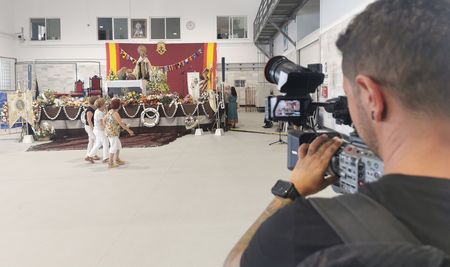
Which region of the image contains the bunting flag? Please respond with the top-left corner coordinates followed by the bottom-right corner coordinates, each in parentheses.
top-left (118, 48), bottom-right (204, 72)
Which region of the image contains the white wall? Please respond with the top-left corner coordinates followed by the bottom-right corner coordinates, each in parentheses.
top-left (297, 0), bottom-right (320, 40)
top-left (11, 0), bottom-right (261, 65)
top-left (0, 0), bottom-right (16, 58)
top-left (320, 0), bottom-right (375, 31)
top-left (273, 20), bottom-right (297, 62)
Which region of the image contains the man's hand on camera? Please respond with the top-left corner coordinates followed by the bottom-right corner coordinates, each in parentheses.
top-left (290, 134), bottom-right (343, 197)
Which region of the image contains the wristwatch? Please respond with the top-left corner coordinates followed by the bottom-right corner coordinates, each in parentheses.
top-left (271, 180), bottom-right (301, 200)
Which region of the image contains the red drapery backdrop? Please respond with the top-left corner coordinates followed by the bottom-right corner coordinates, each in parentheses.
top-left (106, 43), bottom-right (217, 96)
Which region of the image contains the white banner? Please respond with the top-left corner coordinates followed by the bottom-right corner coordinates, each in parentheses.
top-left (187, 72), bottom-right (200, 101)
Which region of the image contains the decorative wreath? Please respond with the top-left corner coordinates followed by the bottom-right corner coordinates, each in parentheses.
top-left (140, 107), bottom-right (160, 127)
top-left (184, 115), bottom-right (199, 130)
top-left (80, 109), bottom-right (86, 125)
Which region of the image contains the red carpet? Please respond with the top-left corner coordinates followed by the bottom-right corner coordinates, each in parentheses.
top-left (27, 132), bottom-right (183, 152)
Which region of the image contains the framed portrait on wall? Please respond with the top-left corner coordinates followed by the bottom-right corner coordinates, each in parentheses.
top-left (131, 19), bottom-right (147, 39)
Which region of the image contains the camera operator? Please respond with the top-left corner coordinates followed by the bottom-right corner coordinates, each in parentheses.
top-left (224, 0), bottom-right (450, 266)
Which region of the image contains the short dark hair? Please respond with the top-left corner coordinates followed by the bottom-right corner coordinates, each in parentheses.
top-left (110, 98), bottom-right (121, 110)
top-left (336, 0), bottom-right (450, 117)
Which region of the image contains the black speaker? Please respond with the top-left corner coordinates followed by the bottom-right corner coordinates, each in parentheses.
top-left (307, 63), bottom-right (323, 73)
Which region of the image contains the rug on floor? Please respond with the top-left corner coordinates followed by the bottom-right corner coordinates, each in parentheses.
top-left (27, 132), bottom-right (183, 152)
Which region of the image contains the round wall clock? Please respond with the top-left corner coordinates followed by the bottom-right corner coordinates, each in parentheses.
top-left (186, 21), bottom-right (196, 30)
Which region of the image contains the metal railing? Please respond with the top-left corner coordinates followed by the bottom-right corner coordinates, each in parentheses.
top-left (253, 0), bottom-right (279, 42)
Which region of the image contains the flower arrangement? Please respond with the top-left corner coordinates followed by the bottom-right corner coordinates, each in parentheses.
top-left (1, 104), bottom-right (8, 125)
top-left (32, 101), bottom-right (41, 122)
top-left (36, 90), bottom-right (56, 106)
top-left (182, 94), bottom-right (194, 104)
top-left (34, 121), bottom-right (55, 140)
top-left (60, 96), bottom-right (85, 107)
top-left (120, 89), bottom-right (141, 106)
top-left (160, 94), bottom-right (177, 106)
top-left (147, 69), bottom-right (170, 94)
top-left (107, 70), bottom-right (119, 80)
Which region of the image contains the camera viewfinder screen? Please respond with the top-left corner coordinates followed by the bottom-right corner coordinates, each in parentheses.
top-left (274, 100), bottom-right (301, 118)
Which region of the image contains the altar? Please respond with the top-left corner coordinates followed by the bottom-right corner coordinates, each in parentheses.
top-left (37, 102), bottom-right (218, 138)
top-left (104, 80), bottom-right (147, 97)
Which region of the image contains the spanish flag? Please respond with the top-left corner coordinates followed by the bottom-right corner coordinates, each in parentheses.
top-left (203, 42), bottom-right (217, 91)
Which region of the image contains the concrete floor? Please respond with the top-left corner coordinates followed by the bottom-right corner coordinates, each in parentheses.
top-left (0, 111), bottom-right (335, 267)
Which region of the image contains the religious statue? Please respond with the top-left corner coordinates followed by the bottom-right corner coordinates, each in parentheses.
top-left (133, 45), bottom-right (152, 80)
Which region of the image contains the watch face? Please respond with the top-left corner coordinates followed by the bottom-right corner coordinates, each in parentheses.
top-left (271, 180), bottom-right (292, 197)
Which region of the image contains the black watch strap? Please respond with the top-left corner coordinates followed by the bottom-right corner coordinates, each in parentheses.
top-left (271, 180), bottom-right (301, 200)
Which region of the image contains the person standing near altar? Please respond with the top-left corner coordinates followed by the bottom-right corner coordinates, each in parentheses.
top-left (227, 87), bottom-right (238, 128)
top-left (224, 85), bottom-right (231, 129)
top-left (84, 96), bottom-right (99, 163)
top-left (133, 45), bottom-right (152, 81)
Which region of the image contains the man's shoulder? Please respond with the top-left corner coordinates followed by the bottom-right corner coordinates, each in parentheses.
top-left (241, 198), bottom-right (342, 267)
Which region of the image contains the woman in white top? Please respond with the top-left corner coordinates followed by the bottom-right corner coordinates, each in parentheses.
top-left (84, 96), bottom-right (97, 162)
top-left (87, 98), bottom-right (109, 163)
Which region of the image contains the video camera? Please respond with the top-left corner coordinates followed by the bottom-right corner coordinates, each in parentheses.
top-left (264, 56), bottom-right (383, 194)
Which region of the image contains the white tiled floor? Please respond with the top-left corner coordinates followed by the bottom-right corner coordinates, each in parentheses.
top-left (0, 112), bottom-right (335, 267)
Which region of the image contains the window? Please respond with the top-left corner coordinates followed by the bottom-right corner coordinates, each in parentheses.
top-left (151, 18), bottom-right (165, 39)
top-left (217, 16), bottom-right (247, 39)
top-left (217, 17), bottom-right (229, 39)
top-left (0, 57), bottom-right (15, 91)
top-left (234, 80), bottom-right (246, 87)
top-left (30, 18), bottom-right (61, 41)
top-left (166, 18), bottom-right (180, 39)
top-left (150, 17), bottom-right (181, 39)
top-left (98, 18), bottom-right (129, 40)
top-left (98, 18), bottom-right (113, 40)
top-left (114, 18), bottom-right (128, 39)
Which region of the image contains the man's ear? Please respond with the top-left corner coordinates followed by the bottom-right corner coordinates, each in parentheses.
top-left (354, 75), bottom-right (386, 121)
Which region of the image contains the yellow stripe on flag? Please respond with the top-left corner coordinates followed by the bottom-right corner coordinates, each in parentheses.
top-left (109, 43), bottom-right (118, 73)
top-left (206, 43), bottom-right (215, 90)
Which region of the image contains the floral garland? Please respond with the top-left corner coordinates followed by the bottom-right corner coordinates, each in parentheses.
top-left (157, 103), bottom-right (178, 119)
top-left (122, 103), bottom-right (144, 118)
top-left (41, 106), bottom-right (62, 120)
top-left (31, 90), bottom-right (214, 122)
top-left (62, 106), bottom-right (83, 121)
top-left (179, 103), bottom-right (199, 117)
